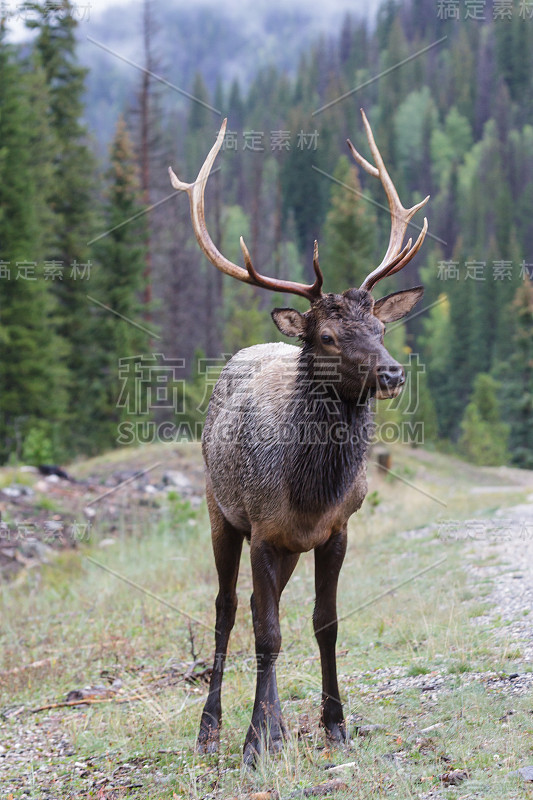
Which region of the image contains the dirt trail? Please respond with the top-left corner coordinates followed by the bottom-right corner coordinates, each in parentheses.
top-left (466, 497), bottom-right (533, 664)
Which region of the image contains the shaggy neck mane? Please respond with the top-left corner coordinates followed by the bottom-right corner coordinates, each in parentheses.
top-left (287, 347), bottom-right (373, 513)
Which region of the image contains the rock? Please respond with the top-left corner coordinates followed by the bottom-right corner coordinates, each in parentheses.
top-left (440, 769), bottom-right (469, 786)
top-left (13, 483), bottom-right (34, 496)
top-left (1, 487), bottom-right (21, 498)
top-left (19, 540), bottom-right (52, 562)
top-left (510, 766), bottom-right (533, 782)
top-left (162, 471), bottom-right (191, 490)
top-left (1, 483), bottom-right (34, 498)
top-left (302, 779), bottom-right (348, 796)
top-left (38, 465), bottom-right (73, 481)
top-left (112, 470), bottom-right (143, 484)
top-left (354, 723), bottom-right (385, 737)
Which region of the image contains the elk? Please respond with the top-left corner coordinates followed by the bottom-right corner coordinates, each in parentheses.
top-left (169, 109), bottom-right (429, 765)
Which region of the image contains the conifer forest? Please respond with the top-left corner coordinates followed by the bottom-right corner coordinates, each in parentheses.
top-left (1, 0), bottom-right (532, 468)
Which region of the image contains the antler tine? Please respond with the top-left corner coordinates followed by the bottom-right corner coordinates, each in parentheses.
top-left (170, 120), bottom-right (324, 303)
top-left (169, 119), bottom-right (253, 284)
top-left (347, 109), bottom-right (429, 292)
top-left (240, 237), bottom-right (323, 303)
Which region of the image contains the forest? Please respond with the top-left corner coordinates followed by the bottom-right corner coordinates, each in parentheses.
top-left (0, 0), bottom-right (532, 468)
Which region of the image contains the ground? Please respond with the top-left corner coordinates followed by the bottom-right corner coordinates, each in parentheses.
top-left (0, 443), bottom-right (532, 799)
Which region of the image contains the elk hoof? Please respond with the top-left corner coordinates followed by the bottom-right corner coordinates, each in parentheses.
top-left (243, 728), bottom-right (285, 767)
top-left (196, 728), bottom-right (220, 754)
top-left (325, 721), bottom-right (347, 745)
top-left (243, 740), bottom-right (260, 767)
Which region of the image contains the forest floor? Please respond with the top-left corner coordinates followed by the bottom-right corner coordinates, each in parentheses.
top-left (0, 442), bottom-right (532, 799)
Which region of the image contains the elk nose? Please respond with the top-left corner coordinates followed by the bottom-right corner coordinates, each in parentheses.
top-left (377, 365), bottom-right (405, 391)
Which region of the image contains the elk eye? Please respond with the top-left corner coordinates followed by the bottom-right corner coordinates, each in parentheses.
top-left (321, 333), bottom-right (334, 345)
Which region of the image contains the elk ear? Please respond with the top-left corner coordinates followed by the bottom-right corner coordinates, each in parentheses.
top-left (373, 286), bottom-right (424, 323)
top-left (271, 308), bottom-right (306, 338)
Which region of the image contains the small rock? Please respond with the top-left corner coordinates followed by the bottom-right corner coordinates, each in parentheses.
top-left (162, 471), bottom-right (191, 490)
top-left (1, 487), bottom-right (20, 498)
top-left (354, 723), bottom-right (385, 737)
top-left (12, 483), bottom-right (34, 496)
top-left (440, 768), bottom-right (469, 786)
top-left (510, 766), bottom-right (533, 782)
top-left (19, 540), bottom-right (52, 561)
top-left (303, 778), bottom-right (347, 796)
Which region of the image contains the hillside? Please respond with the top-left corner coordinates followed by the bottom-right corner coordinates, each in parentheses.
top-left (1, 443), bottom-right (532, 797)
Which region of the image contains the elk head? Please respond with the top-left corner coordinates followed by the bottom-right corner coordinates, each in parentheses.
top-left (169, 110), bottom-right (429, 402)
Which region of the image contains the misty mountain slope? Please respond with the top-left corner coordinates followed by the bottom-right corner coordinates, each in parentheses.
top-left (78, 1), bottom-right (370, 148)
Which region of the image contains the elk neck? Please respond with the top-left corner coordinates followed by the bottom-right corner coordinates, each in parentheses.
top-left (284, 344), bottom-right (373, 514)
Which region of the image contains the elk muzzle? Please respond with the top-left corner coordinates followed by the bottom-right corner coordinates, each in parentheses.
top-left (376, 363), bottom-right (405, 399)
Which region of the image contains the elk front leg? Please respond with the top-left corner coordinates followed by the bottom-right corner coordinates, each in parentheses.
top-left (243, 539), bottom-right (299, 766)
top-left (197, 488), bottom-right (244, 754)
top-left (313, 526), bottom-right (348, 743)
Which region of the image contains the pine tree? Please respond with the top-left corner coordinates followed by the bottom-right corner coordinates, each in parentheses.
top-left (321, 155), bottom-right (376, 292)
top-left (90, 117), bottom-right (149, 452)
top-left (459, 373), bottom-right (509, 466)
top-left (25, 0), bottom-right (101, 454)
top-left (0, 28), bottom-right (68, 461)
top-left (498, 280), bottom-right (533, 468)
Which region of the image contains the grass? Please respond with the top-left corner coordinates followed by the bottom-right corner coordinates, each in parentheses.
top-left (0, 443), bottom-right (532, 798)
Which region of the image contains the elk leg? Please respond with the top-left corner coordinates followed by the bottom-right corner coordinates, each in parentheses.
top-left (243, 540), bottom-right (299, 766)
top-left (313, 526), bottom-right (348, 743)
top-left (197, 487), bottom-right (244, 754)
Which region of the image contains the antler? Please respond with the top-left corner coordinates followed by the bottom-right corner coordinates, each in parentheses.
top-left (169, 118), bottom-right (323, 304)
top-left (347, 109), bottom-right (429, 293)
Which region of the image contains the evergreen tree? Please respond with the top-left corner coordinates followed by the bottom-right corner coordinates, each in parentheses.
top-left (25, 0), bottom-right (101, 454)
top-left (459, 373), bottom-right (509, 466)
top-left (186, 73), bottom-right (215, 174)
top-left (321, 155), bottom-right (376, 292)
top-left (281, 105), bottom-right (330, 266)
top-left (498, 280), bottom-right (533, 468)
top-left (0, 28), bottom-right (68, 461)
top-left (90, 117), bottom-right (149, 452)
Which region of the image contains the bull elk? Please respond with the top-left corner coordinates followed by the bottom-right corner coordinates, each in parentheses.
top-left (169, 109), bottom-right (429, 764)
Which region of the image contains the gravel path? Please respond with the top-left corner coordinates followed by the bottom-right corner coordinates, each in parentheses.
top-left (464, 497), bottom-right (533, 665)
